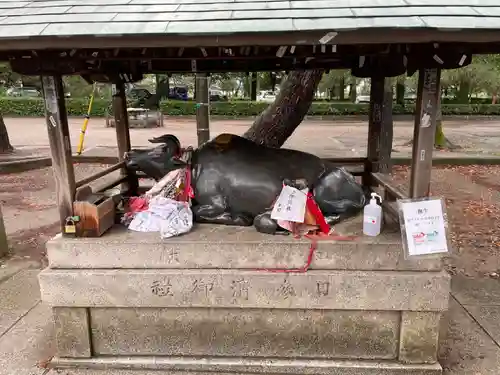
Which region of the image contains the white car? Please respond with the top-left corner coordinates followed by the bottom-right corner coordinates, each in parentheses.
top-left (258, 91), bottom-right (277, 102)
top-left (355, 95), bottom-right (370, 104)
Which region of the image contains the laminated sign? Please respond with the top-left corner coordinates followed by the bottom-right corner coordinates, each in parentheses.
top-left (271, 185), bottom-right (308, 223)
top-left (398, 197), bottom-right (449, 257)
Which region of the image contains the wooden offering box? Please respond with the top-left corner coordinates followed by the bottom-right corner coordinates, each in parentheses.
top-left (73, 186), bottom-right (117, 238)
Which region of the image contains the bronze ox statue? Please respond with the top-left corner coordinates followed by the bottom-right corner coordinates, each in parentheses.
top-left (125, 133), bottom-right (367, 234)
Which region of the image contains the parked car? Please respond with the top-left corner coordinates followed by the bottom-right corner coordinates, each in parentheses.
top-left (169, 86), bottom-right (189, 101)
top-left (355, 95), bottom-right (370, 104)
top-left (258, 91), bottom-right (277, 102)
top-left (6, 86), bottom-right (71, 98)
top-left (209, 88), bottom-right (227, 102)
top-left (6, 86), bottom-right (41, 97)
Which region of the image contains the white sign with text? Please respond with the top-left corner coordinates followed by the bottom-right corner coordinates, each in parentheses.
top-left (271, 185), bottom-right (307, 223)
top-left (399, 198), bottom-right (449, 257)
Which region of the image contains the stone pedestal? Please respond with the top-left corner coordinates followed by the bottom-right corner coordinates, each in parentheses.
top-left (39, 215), bottom-right (449, 374)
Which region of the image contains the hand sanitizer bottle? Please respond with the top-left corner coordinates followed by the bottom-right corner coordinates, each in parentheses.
top-left (363, 193), bottom-right (382, 236)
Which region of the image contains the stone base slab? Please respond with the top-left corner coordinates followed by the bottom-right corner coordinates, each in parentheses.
top-left (39, 269), bottom-right (450, 311)
top-left (50, 356), bottom-right (442, 374)
top-left (46, 221), bottom-right (442, 271)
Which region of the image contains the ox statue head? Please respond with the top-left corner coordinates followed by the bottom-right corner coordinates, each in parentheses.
top-left (125, 134), bottom-right (185, 181)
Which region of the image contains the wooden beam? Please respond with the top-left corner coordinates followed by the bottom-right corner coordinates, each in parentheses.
top-left (409, 68), bottom-right (441, 198)
top-left (371, 172), bottom-right (407, 200)
top-left (364, 75), bottom-right (384, 186)
top-left (112, 81), bottom-right (138, 194)
top-left (41, 75), bottom-right (76, 232)
top-left (195, 73), bottom-right (210, 146)
top-left (75, 161), bottom-right (125, 188)
top-left (1, 29), bottom-right (500, 52)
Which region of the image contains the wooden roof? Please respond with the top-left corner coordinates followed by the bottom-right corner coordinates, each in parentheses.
top-left (1, 0), bottom-right (500, 50)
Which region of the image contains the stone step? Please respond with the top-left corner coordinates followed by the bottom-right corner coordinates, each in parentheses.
top-left (46, 222), bottom-right (442, 271)
top-left (50, 356), bottom-right (442, 375)
top-left (39, 269), bottom-right (450, 311)
top-left (0, 270), bottom-right (41, 337)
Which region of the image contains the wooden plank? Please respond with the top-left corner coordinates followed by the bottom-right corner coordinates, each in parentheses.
top-left (75, 161), bottom-right (125, 188)
top-left (409, 68), bottom-right (441, 198)
top-left (42, 75), bottom-right (76, 232)
top-left (195, 73), bottom-right (210, 146)
top-left (371, 172), bottom-right (407, 200)
top-left (112, 81), bottom-right (138, 194)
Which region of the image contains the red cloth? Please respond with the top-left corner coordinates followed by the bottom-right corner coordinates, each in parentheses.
top-left (128, 197), bottom-right (148, 213)
top-left (305, 192), bottom-right (330, 234)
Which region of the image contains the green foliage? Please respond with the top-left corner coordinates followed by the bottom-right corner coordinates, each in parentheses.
top-left (2, 97), bottom-right (500, 117)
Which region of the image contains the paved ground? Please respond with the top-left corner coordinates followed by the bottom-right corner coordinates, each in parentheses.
top-left (1, 117), bottom-right (500, 374)
top-left (2, 116), bottom-right (500, 160)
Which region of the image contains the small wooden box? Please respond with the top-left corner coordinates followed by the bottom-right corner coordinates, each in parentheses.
top-left (73, 186), bottom-right (117, 237)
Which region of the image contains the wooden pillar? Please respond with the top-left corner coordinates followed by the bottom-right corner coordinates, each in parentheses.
top-left (365, 76), bottom-right (394, 187)
top-left (379, 79), bottom-right (394, 174)
top-left (112, 81), bottom-right (137, 194)
top-left (409, 68), bottom-right (441, 198)
top-left (364, 76), bottom-right (383, 186)
top-left (250, 72), bottom-right (258, 101)
top-left (42, 75), bottom-right (76, 233)
top-left (0, 205), bottom-right (8, 257)
top-left (195, 73), bottom-right (210, 146)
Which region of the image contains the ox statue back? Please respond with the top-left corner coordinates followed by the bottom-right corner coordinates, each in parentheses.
top-left (126, 133), bottom-right (366, 234)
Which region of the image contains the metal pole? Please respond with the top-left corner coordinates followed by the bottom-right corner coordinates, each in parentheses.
top-left (195, 73), bottom-right (210, 146)
top-left (409, 68), bottom-right (441, 198)
top-left (76, 83), bottom-right (96, 155)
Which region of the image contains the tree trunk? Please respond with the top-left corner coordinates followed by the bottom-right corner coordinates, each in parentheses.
top-left (339, 77), bottom-right (345, 101)
top-left (396, 81), bottom-right (405, 105)
top-left (270, 72), bottom-right (277, 92)
top-left (243, 70), bottom-right (324, 148)
top-left (349, 77), bottom-right (357, 102)
top-left (457, 81), bottom-right (470, 104)
top-left (433, 94), bottom-right (459, 150)
top-left (0, 114), bottom-right (13, 154)
top-left (250, 73), bottom-right (258, 101)
top-left (145, 76), bottom-right (170, 109)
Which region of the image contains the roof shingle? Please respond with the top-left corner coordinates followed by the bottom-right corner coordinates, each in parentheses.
top-left (0, 0), bottom-right (499, 40)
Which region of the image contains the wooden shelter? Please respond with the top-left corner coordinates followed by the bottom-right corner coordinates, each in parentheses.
top-left (2, 0), bottom-right (499, 373)
top-left (0, 0), bottom-right (499, 227)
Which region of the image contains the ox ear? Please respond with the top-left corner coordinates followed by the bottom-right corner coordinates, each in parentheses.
top-left (148, 134), bottom-right (182, 157)
top-left (148, 134), bottom-right (181, 146)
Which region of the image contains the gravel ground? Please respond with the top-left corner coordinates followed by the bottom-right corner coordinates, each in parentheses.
top-left (391, 165), bottom-right (500, 278)
top-left (0, 163), bottom-right (111, 265)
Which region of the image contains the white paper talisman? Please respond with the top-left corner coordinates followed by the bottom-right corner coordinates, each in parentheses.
top-left (399, 198), bottom-right (449, 257)
top-left (270, 185), bottom-right (307, 223)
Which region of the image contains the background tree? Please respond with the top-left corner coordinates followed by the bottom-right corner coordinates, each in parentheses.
top-left (0, 115), bottom-right (12, 154)
top-left (243, 70), bottom-right (324, 147)
top-left (318, 70), bottom-right (350, 100)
